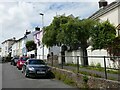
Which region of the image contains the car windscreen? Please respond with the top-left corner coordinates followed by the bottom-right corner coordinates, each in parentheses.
top-left (29, 60), bottom-right (45, 65)
top-left (14, 58), bottom-right (19, 59)
top-left (21, 57), bottom-right (29, 61)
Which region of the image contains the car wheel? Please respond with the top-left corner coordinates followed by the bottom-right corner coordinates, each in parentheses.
top-left (18, 68), bottom-right (21, 70)
top-left (17, 66), bottom-right (21, 70)
top-left (13, 62), bottom-right (15, 66)
top-left (24, 70), bottom-right (28, 77)
top-left (21, 68), bottom-right (24, 73)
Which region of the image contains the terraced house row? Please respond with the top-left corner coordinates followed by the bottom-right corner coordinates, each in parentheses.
top-left (1, 0), bottom-right (120, 69)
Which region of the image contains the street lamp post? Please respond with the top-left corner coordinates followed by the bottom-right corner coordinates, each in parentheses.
top-left (40, 13), bottom-right (44, 60)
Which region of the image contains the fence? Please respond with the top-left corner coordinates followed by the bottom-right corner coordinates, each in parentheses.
top-left (46, 55), bottom-right (120, 82)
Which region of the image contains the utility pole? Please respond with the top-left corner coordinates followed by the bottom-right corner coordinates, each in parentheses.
top-left (40, 13), bottom-right (44, 60)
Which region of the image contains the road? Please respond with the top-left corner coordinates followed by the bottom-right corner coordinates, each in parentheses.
top-left (2, 62), bottom-right (76, 88)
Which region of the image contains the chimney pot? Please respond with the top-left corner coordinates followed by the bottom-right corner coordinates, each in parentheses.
top-left (99, 0), bottom-right (108, 8)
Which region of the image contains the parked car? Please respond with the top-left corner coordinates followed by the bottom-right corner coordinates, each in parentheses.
top-left (11, 56), bottom-right (19, 66)
top-left (22, 59), bottom-right (51, 78)
top-left (16, 56), bottom-right (29, 70)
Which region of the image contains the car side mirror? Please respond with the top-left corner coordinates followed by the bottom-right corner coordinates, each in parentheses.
top-left (24, 62), bottom-right (27, 66)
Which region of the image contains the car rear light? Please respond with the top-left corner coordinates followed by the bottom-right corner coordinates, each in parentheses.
top-left (20, 62), bottom-right (23, 65)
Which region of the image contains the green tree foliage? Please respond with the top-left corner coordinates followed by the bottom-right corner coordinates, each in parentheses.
top-left (42, 15), bottom-right (96, 66)
top-left (91, 20), bottom-right (116, 50)
top-left (26, 40), bottom-right (36, 51)
top-left (42, 16), bottom-right (71, 47)
top-left (107, 36), bottom-right (120, 56)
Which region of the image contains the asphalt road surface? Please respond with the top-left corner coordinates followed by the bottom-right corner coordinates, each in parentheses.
top-left (2, 62), bottom-right (76, 88)
top-left (0, 63), bottom-right (2, 90)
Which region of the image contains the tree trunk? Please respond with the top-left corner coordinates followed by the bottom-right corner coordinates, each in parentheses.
top-left (82, 48), bottom-right (88, 66)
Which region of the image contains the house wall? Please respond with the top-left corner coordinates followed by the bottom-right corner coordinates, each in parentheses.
top-left (99, 7), bottom-right (118, 26)
top-left (87, 47), bottom-right (119, 69)
top-left (37, 45), bottom-right (49, 60)
top-left (87, 47), bottom-right (106, 67)
top-left (11, 43), bottom-right (17, 57)
top-left (19, 40), bottom-right (22, 56)
top-left (16, 41), bottom-right (19, 56)
top-left (21, 39), bottom-right (25, 56)
top-left (21, 32), bottom-right (35, 56)
top-left (2, 40), bottom-right (15, 57)
top-left (99, 7), bottom-right (119, 35)
top-left (58, 50), bottom-right (83, 65)
top-left (49, 46), bottom-right (60, 55)
top-left (34, 30), bottom-right (48, 60)
top-left (1, 42), bottom-right (6, 57)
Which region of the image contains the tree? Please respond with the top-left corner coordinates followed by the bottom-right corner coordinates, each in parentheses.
top-left (42, 15), bottom-right (97, 66)
top-left (26, 40), bottom-right (36, 52)
top-left (42, 15), bottom-right (71, 47)
top-left (57, 18), bottom-right (97, 66)
top-left (107, 36), bottom-right (120, 56)
top-left (91, 20), bottom-right (116, 51)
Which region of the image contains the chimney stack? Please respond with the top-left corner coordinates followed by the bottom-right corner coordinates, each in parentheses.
top-left (25, 30), bottom-right (31, 35)
top-left (35, 26), bottom-right (40, 31)
top-left (99, 0), bottom-right (108, 8)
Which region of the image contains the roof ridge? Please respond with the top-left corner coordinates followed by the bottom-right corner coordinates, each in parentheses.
top-left (89, 1), bottom-right (120, 20)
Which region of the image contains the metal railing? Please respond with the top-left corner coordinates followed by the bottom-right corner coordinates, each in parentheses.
top-left (47, 55), bottom-right (120, 81)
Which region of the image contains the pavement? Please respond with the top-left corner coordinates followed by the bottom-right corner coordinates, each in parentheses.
top-left (2, 62), bottom-right (78, 88)
top-left (52, 64), bottom-right (119, 81)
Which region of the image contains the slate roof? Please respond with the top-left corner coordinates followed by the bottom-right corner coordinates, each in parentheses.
top-left (2, 39), bottom-right (16, 44)
top-left (89, 1), bottom-right (120, 20)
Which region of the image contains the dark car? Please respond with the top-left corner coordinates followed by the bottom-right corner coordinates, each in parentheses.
top-left (11, 56), bottom-right (19, 66)
top-left (22, 59), bottom-right (50, 78)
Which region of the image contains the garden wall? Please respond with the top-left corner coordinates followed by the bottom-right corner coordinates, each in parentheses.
top-left (51, 67), bottom-right (120, 89)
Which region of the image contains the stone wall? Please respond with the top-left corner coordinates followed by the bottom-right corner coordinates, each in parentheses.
top-left (51, 67), bottom-right (120, 89)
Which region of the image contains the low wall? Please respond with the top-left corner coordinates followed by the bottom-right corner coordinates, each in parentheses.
top-left (51, 67), bottom-right (120, 89)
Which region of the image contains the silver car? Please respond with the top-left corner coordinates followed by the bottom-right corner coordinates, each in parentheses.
top-left (22, 59), bottom-right (51, 78)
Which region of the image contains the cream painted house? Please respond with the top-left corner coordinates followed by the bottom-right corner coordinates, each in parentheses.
top-left (11, 37), bottom-right (23, 57)
top-left (87, 0), bottom-right (120, 68)
top-left (11, 41), bottom-right (17, 57)
top-left (11, 30), bottom-right (37, 57)
top-left (1, 39), bottom-right (16, 57)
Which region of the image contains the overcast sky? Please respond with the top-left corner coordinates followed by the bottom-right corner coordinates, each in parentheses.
top-left (0, 0), bottom-right (114, 47)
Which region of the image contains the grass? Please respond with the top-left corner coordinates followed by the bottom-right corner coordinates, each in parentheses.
top-left (65, 63), bottom-right (119, 74)
top-left (65, 63), bottom-right (77, 67)
top-left (72, 69), bottom-right (102, 78)
top-left (53, 71), bottom-right (77, 87)
top-left (107, 69), bottom-right (119, 74)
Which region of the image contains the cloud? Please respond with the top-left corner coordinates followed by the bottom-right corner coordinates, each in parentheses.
top-left (0, 0), bottom-right (115, 3)
top-left (0, 1), bottom-right (99, 46)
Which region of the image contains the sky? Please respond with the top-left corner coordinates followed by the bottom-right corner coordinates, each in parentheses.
top-left (0, 0), bottom-right (115, 47)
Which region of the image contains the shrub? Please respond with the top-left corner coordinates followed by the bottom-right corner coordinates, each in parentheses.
top-left (83, 75), bottom-right (88, 83)
top-left (26, 40), bottom-right (36, 51)
top-left (83, 75), bottom-right (89, 88)
top-left (96, 63), bottom-right (101, 68)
